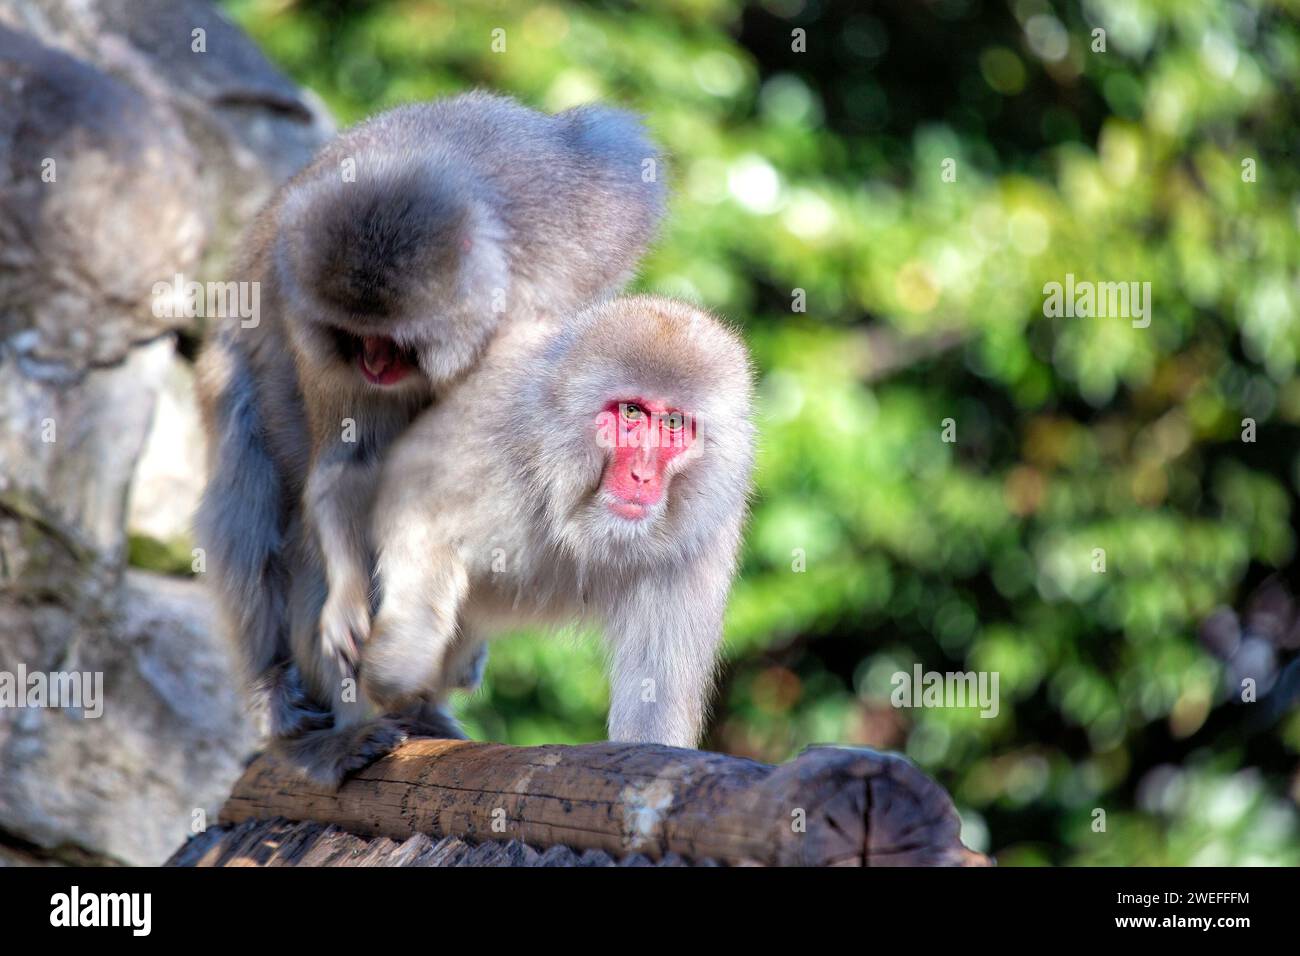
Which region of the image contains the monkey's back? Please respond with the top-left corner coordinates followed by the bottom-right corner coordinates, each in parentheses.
top-left (300, 91), bottom-right (665, 317)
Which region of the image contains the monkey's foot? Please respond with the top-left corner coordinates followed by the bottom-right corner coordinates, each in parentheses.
top-left (399, 700), bottom-right (469, 741)
top-left (319, 588), bottom-right (371, 674)
top-left (271, 717), bottom-right (409, 788)
top-left (263, 663), bottom-right (334, 739)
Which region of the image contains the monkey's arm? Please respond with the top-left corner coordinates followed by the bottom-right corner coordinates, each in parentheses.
top-left (304, 442), bottom-right (381, 673)
top-left (603, 539), bottom-right (738, 749)
top-left (364, 496), bottom-right (470, 710)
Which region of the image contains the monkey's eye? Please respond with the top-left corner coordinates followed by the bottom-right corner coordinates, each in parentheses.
top-left (621, 403), bottom-right (645, 423)
top-left (663, 412), bottom-right (684, 431)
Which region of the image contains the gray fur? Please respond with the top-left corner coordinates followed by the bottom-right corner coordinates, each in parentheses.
top-left (193, 340), bottom-right (288, 684)
top-left (195, 93), bottom-right (665, 785)
top-left (366, 296), bottom-right (756, 749)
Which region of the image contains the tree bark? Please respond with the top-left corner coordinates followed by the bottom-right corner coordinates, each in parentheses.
top-left (219, 738), bottom-right (989, 866)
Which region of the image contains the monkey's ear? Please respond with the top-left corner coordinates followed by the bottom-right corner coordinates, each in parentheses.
top-left (446, 197), bottom-right (510, 305)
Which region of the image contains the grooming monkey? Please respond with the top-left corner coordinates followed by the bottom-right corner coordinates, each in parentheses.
top-left (195, 93), bottom-right (665, 781)
top-left (365, 295), bottom-right (756, 747)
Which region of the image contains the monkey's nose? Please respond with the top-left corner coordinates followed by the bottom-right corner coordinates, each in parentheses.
top-left (630, 456), bottom-right (657, 483)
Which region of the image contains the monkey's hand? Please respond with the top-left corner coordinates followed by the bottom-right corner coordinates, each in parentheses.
top-left (365, 542), bottom-right (468, 711)
top-left (319, 581), bottom-right (371, 674)
top-left (360, 609), bottom-right (441, 713)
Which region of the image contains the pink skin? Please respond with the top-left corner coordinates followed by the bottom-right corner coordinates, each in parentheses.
top-left (599, 399), bottom-right (694, 520)
top-left (361, 235), bottom-right (474, 386)
top-left (359, 335), bottom-right (414, 385)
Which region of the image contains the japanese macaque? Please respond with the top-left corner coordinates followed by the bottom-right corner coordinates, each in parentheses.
top-left (195, 93), bottom-right (665, 782)
top-left (364, 295), bottom-right (756, 748)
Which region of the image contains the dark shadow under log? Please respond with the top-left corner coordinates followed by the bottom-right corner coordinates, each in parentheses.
top-left (211, 738), bottom-right (989, 866)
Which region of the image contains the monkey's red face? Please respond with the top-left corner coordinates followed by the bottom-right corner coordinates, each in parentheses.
top-left (595, 399), bottom-right (696, 521)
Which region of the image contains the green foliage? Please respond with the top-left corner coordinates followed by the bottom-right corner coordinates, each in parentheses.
top-left (223, 0), bottom-right (1300, 864)
top-left (128, 533), bottom-right (198, 577)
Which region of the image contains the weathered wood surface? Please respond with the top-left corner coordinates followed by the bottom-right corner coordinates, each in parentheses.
top-left (218, 739), bottom-right (989, 866)
top-left (168, 818), bottom-right (709, 867)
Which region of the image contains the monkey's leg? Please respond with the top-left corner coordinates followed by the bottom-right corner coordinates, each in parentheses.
top-left (365, 542), bottom-right (469, 711)
top-left (304, 451), bottom-right (381, 673)
top-left (379, 630), bottom-right (486, 744)
top-left (194, 336), bottom-right (289, 685)
top-left (604, 568), bottom-right (727, 749)
top-left (262, 547), bottom-right (408, 787)
top-left (450, 640), bottom-right (489, 692)
top-left (262, 661), bottom-right (333, 738)
top-left (399, 698), bottom-right (468, 739)
top-left (391, 631), bottom-right (487, 737)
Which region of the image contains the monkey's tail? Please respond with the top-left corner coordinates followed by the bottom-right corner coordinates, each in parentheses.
top-left (194, 336), bottom-right (290, 688)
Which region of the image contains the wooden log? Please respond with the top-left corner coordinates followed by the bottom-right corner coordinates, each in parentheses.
top-left (220, 739), bottom-right (989, 866)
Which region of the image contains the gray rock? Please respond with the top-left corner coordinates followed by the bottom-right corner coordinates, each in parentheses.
top-left (126, 350), bottom-right (205, 567)
top-left (0, 22), bottom-right (204, 365)
top-left (0, 0), bottom-right (331, 865)
top-left (0, 571), bottom-right (259, 865)
top-left (0, 336), bottom-right (173, 602)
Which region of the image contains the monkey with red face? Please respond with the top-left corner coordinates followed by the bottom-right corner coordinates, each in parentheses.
top-left (365, 295), bottom-right (755, 747)
top-left (195, 93), bottom-right (665, 783)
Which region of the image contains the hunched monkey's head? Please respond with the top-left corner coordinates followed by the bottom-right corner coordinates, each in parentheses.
top-left (275, 148), bottom-right (510, 395)
top-left (271, 92), bottom-right (667, 397)
top-left (518, 294), bottom-right (756, 569)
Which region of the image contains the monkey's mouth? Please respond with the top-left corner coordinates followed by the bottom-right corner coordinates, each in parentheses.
top-left (608, 500), bottom-right (648, 521)
top-left (335, 331), bottom-right (418, 385)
